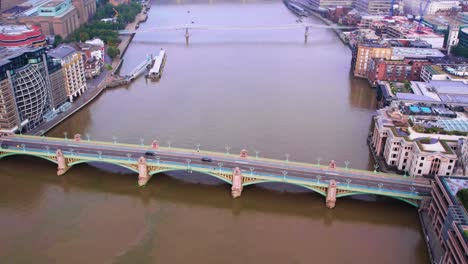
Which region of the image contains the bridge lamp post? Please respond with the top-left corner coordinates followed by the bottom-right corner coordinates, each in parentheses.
top-left (249, 167), bottom-right (254, 176)
top-left (344, 160), bottom-right (350, 170)
top-left (403, 170), bottom-right (408, 178)
top-left (64, 132), bottom-right (68, 140)
top-left (282, 171), bottom-right (288, 181)
top-left (196, 144), bottom-right (201, 152)
top-left (156, 156), bottom-right (160, 165)
top-left (186, 159), bottom-right (191, 171)
top-left (317, 157), bottom-right (322, 167)
top-left (285, 154), bottom-right (290, 163)
top-left (255, 150), bottom-right (260, 159)
top-left (373, 164), bottom-right (379, 174)
top-left (316, 175), bottom-right (322, 183)
top-left (167, 140), bottom-right (172, 149)
top-left (346, 179), bottom-right (351, 189)
top-left (378, 183), bottom-right (383, 192)
top-left (98, 151), bottom-right (102, 159)
top-left (126, 153), bottom-right (132, 161)
top-left (86, 133), bottom-right (90, 142)
top-left (410, 186), bottom-right (416, 194)
top-left (112, 136), bottom-right (117, 144)
top-left (225, 145), bottom-right (231, 155)
top-left (218, 163), bottom-right (223, 172)
top-left (45, 146), bottom-right (50, 154)
top-left (21, 144), bottom-right (25, 152)
top-left (69, 148), bottom-right (74, 156)
top-left (139, 138), bottom-right (144, 147)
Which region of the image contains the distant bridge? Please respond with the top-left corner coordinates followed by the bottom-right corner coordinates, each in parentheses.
top-left (0, 134), bottom-right (430, 208)
top-left (118, 23), bottom-right (358, 44)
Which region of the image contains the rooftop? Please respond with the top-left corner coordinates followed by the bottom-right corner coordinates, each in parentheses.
top-left (392, 47), bottom-right (445, 59)
top-left (0, 24), bottom-right (38, 36)
top-left (47, 44), bottom-right (77, 59)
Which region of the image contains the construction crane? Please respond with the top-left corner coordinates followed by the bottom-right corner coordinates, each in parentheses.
top-left (113, 7), bottom-right (119, 20)
top-left (418, 0), bottom-right (431, 22)
top-left (389, 0), bottom-right (395, 16)
top-left (416, 0), bottom-right (431, 32)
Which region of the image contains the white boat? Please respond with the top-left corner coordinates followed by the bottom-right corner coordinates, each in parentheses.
top-left (147, 49), bottom-right (166, 80)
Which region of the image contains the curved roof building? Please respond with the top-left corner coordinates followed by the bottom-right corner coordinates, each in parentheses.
top-left (0, 25), bottom-right (46, 47)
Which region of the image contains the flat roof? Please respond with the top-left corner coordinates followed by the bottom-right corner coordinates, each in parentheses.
top-left (47, 44), bottom-right (76, 59)
top-left (42, 0), bottom-right (63, 7)
top-left (392, 47), bottom-right (445, 58)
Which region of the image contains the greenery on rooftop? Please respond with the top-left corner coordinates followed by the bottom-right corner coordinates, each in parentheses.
top-left (457, 189), bottom-right (468, 212)
top-left (389, 81), bottom-right (412, 94)
top-left (412, 125), bottom-right (468, 136)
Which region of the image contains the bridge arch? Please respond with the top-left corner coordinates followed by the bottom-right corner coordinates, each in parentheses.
top-left (149, 169), bottom-right (232, 184)
top-left (243, 180), bottom-right (327, 196)
top-left (336, 192), bottom-right (419, 208)
top-left (67, 160), bottom-right (139, 174)
top-left (0, 152), bottom-right (58, 164)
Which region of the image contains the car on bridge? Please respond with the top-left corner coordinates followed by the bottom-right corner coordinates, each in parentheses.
top-left (145, 151), bottom-right (157, 156)
top-left (201, 157), bottom-right (212, 162)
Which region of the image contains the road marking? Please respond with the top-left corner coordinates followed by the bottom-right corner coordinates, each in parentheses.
top-left (235, 161), bottom-right (249, 164)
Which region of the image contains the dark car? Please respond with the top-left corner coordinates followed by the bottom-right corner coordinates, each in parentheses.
top-left (145, 151), bottom-right (157, 156)
top-left (201, 157), bottom-right (212, 162)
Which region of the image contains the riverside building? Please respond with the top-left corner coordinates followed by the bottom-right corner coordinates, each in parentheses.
top-left (370, 103), bottom-right (464, 177)
top-left (15, 0), bottom-right (95, 38)
top-left (420, 176), bottom-right (468, 264)
top-left (48, 44), bottom-right (86, 102)
top-left (0, 47), bottom-right (63, 132)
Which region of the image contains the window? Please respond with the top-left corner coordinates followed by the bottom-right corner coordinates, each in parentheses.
top-left (448, 165), bottom-right (452, 170)
top-left (419, 163), bottom-right (423, 167)
top-left (403, 159), bottom-right (407, 163)
top-left (393, 147), bottom-right (398, 151)
top-left (418, 170), bottom-right (422, 174)
top-left (392, 154), bottom-right (397, 158)
top-left (446, 172), bottom-right (450, 176)
top-left (421, 157), bottom-right (425, 160)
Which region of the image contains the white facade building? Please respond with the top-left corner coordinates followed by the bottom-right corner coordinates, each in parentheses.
top-left (48, 45), bottom-right (87, 102)
top-left (371, 106), bottom-right (461, 177)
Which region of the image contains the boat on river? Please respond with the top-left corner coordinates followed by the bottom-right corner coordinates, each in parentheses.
top-left (147, 49), bottom-right (166, 81)
top-left (283, 0), bottom-right (307, 17)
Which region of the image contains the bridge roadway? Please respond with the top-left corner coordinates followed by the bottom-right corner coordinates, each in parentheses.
top-left (0, 135), bottom-right (431, 197)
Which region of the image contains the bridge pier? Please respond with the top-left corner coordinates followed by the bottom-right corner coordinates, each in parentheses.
top-left (326, 180), bottom-right (337, 209)
top-left (231, 167), bottom-right (243, 198)
top-left (56, 149), bottom-right (69, 176)
top-left (138, 157), bottom-right (150, 186)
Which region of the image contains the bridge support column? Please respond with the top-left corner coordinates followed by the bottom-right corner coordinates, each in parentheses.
top-left (326, 180), bottom-right (337, 209)
top-left (231, 167), bottom-right (243, 198)
top-left (138, 157), bottom-right (150, 186)
top-left (56, 149), bottom-right (69, 176)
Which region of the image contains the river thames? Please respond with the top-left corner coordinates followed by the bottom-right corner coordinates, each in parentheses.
top-left (0, 0), bottom-right (429, 263)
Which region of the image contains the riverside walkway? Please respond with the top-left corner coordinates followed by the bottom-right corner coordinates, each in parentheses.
top-left (0, 134), bottom-right (431, 208)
